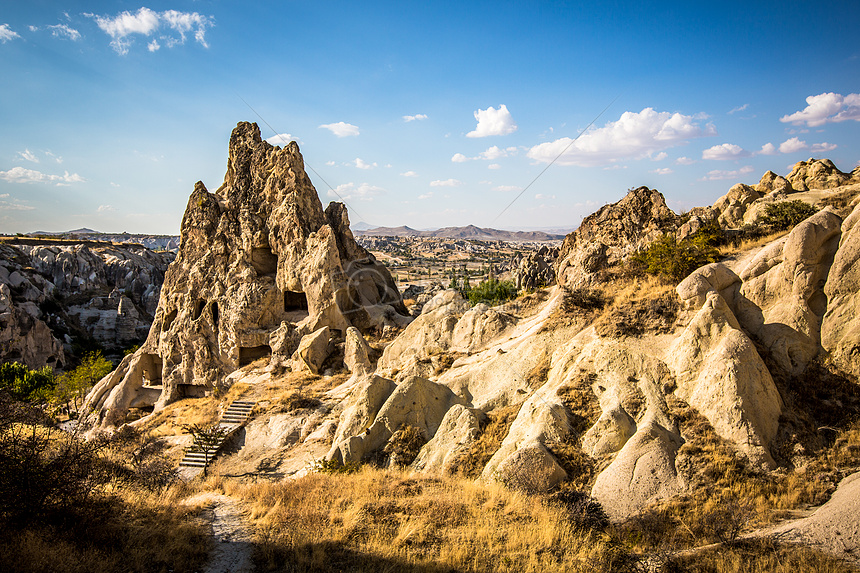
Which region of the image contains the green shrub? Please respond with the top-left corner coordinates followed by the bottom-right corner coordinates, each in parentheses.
top-left (468, 277), bottom-right (517, 306)
top-left (630, 233), bottom-right (720, 283)
top-left (0, 363), bottom-right (55, 404)
top-left (755, 200), bottom-right (819, 231)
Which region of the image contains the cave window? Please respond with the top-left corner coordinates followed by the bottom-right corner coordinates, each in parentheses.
top-left (192, 299), bottom-right (206, 321)
top-left (211, 301), bottom-right (219, 327)
top-left (141, 354), bottom-right (163, 385)
top-left (284, 290), bottom-right (309, 312)
top-left (239, 345), bottom-right (272, 366)
top-left (162, 309), bottom-right (178, 331)
top-left (251, 247), bottom-right (278, 277)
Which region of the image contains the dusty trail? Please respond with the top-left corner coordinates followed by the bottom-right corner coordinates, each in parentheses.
top-left (188, 492), bottom-right (257, 573)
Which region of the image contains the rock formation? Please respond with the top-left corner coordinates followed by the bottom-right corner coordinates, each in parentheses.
top-left (787, 158), bottom-right (854, 191)
top-left (83, 122), bottom-right (410, 428)
top-left (0, 241), bottom-right (172, 369)
top-left (555, 186), bottom-right (679, 288)
top-left (511, 246), bottom-right (558, 290)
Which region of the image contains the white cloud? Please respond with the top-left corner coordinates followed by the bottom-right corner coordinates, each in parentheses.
top-left (651, 167), bottom-right (674, 175)
top-left (326, 182), bottom-right (384, 201)
top-left (44, 151), bottom-right (62, 164)
top-left (728, 103), bottom-right (749, 115)
top-left (418, 192), bottom-right (433, 200)
top-left (0, 167), bottom-right (85, 185)
top-left (811, 142), bottom-right (838, 153)
top-left (400, 170), bottom-right (418, 177)
top-left (353, 158), bottom-right (377, 170)
top-left (266, 133), bottom-right (300, 146)
top-left (758, 143), bottom-right (777, 155)
top-left (487, 164), bottom-right (501, 170)
top-left (534, 193), bottom-right (556, 200)
top-left (47, 24), bottom-right (81, 41)
top-left (451, 153), bottom-right (470, 163)
top-left (0, 194), bottom-right (34, 211)
top-left (781, 92), bottom-right (860, 127)
top-left (17, 149), bottom-right (38, 163)
top-left (325, 160), bottom-right (336, 166)
top-left (701, 166), bottom-right (755, 181)
top-left (319, 122), bottom-right (359, 137)
top-left (97, 204), bottom-right (116, 213)
top-left (148, 39), bottom-right (160, 51)
top-left (0, 24), bottom-right (20, 43)
top-left (652, 152), bottom-right (668, 161)
top-left (479, 145), bottom-right (517, 160)
top-left (494, 185), bottom-right (522, 192)
top-left (702, 143), bottom-right (749, 160)
top-left (430, 179), bottom-right (462, 187)
top-left (675, 156), bottom-right (695, 165)
top-left (779, 137), bottom-right (807, 154)
top-left (527, 108), bottom-right (715, 167)
top-left (403, 114), bottom-right (428, 122)
top-left (90, 8), bottom-right (212, 55)
top-left (466, 104), bottom-right (517, 138)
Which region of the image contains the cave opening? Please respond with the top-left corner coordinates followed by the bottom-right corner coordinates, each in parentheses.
top-left (239, 345), bottom-right (272, 366)
top-left (251, 247), bottom-right (278, 277)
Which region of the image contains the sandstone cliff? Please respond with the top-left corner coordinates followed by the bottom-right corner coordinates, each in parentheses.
top-left (84, 122), bottom-right (409, 427)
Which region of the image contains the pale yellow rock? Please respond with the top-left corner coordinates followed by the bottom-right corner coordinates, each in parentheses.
top-left (327, 374), bottom-right (396, 458)
top-left (343, 326), bottom-right (373, 377)
top-left (412, 404), bottom-right (486, 473)
top-left (291, 327), bottom-right (331, 374)
top-left (668, 292), bottom-right (782, 468)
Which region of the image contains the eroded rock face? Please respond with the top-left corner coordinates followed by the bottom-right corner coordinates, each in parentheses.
top-left (713, 184), bottom-right (762, 229)
top-left (0, 241), bottom-right (172, 369)
top-left (787, 158), bottom-right (855, 191)
top-left (84, 122), bottom-right (409, 427)
top-left (511, 246), bottom-right (558, 290)
top-left (757, 170), bottom-right (795, 196)
top-left (555, 187), bottom-right (678, 288)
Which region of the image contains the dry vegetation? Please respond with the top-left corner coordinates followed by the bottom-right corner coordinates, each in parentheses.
top-left (225, 467), bottom-right (640, 573)
top-left (448, 403), bottom-right (521, 479)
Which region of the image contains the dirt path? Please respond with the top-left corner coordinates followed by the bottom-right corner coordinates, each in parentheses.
top-left (187, 492), bottom-right (256, 573)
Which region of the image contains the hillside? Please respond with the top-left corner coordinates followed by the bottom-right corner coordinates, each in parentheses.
top-left (70, 127), bottom-right (860, 570)
top-left (355, 224), bottom-right (564, 242)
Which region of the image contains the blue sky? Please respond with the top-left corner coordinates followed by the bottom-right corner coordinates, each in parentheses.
top-left (1, 1), bottom-right (858, 234)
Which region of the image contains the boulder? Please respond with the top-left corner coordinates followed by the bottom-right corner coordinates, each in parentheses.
top-left (291, 327), bottom-right (331, 374)
top-left (343, 326), bottom-right (373, 377)
top-left (412, 404), bottom-right (486, 473)
top-left (757, 170), bottom-right (795, 195)
top-left (511, 246), bottom-right (558, 290)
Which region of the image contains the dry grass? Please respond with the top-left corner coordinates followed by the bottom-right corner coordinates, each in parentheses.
top-left (228, 467), bottom-right (639, 573)
top-left (0, 485), bottom-right (210, 573)
top-left (593, 277), bottom-right (679, 338)
top-left (666, 538), bottom-right (858, 573)
top-left (448, 403), bottom-right (522, 479)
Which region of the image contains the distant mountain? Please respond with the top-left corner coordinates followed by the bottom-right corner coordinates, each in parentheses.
top-left (354, 224), bottom-right (563, 241)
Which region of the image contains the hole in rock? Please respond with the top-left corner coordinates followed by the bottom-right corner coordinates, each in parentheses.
top-left (162, 309), bottom-right (178, 331)
top-left (192, 299), bottom-right (206, 321)
top-left (211, 301), bottom-right (219, 327)
top-left (239, 345), bottom-right (272, 366)
top-left (284, 290), bottom-right (309, 312)
top-left (251, 247), bottom-right (278, 277)
top-left (140, 353), bottom-right (163, 385)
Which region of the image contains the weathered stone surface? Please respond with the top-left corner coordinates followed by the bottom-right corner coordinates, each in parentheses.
top-left (668, 292), bottom-right (782, 467)
top-left (591, 417), bottom-right (684, 520)
top-left (412, 404), bottom-right (486, 473)
top-left (511, 246), bottom-right (558, 290)
top-left (757, 170), bottom-right (795, 195)
top-left (735, 208), bottom-right (842, 375)
top-left (328, 374), bottom-right (397, 454)
top-left (343, 326), bottom-right (373, 377)
top-left (291, 327), bottom-right (331, 374)
top-left (676, 262), bottom-right (741, 310)
top-left (787, 158), bottom-right (855, 191)
top-left (822, 200), bottom-right (860, 378)
top-left (713, 183), bottom-right (762, 229)
top-left (328, 375), bottom-right (464, 464)
top-left (556, 187), bottom-right (678, 288)
top-left (0, 241), bottom-right (172, 369)
top-left (84, 122), bottom-right (409, 427)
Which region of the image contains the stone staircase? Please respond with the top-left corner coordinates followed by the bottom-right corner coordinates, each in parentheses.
top-left (178, 399), bottom-right (255, 470)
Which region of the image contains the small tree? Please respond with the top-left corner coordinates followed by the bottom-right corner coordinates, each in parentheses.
top-left (183, 423), bottom-right (228, 476)
top-left (0, 362), bottom-right (56, 404)
top-left (755, 200), bottom-right (819, 231)
top-left (53, 352), bottom-right (113, 415)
